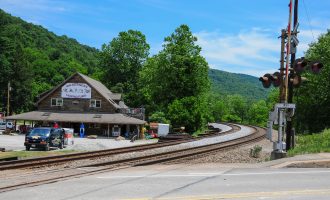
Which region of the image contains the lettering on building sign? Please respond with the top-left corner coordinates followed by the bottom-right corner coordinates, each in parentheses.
top-left (61, 83), bottom-right (91, 99)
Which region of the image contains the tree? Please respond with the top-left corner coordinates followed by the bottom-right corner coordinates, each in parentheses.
top-left (139, 25), bottom-right (210, 132)
top-left (7, 43), bottom-right (34, 113)
top-left (294, 30), bottom-right (330, 133)
top-left (0, 9), bottom-right (100, 113)
top-left (247, 100), bottom-right (269, 126)
top-left (206, 93), bottom-right (227, 122)
top-left (149, 111), bottom-right (170, 124)
top-left (167, 96), bottom-right (209, 133)
top-left (266, 88), bottom-right (279, 109)
top-left (139, 25), bottom-right (210, 110)
top-left (100, 30), bottom-right (150, 107)
top-left (225, 95), bottom-right (247, 123)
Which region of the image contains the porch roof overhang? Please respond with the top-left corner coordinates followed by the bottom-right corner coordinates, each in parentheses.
top-left (5, 111), bottom-right (145, 125)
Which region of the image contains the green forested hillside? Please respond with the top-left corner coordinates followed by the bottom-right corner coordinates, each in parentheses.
top-left (0, 8), bottom-right (267, 118)
top-left (0, 9), bottom-right (99, 113)
top-left (209, 68), bottom-right (269, 101)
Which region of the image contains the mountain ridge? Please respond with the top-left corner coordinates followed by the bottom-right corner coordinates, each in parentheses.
top-left (208, 68), bottom-right (268, 101)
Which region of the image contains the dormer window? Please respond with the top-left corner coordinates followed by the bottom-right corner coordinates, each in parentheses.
top-left (90, 99), bottom-right (101, 108)
top-left (51, 98), bottom-right (63, 106)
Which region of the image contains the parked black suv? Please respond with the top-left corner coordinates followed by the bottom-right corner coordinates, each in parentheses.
top-left (24, 127), bottom-right (64, 151)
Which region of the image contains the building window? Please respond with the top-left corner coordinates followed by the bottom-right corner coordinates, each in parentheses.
top-left (90, 99), bottom-right (101, 108)
top-left (51, 98), bottom-right (63, 106)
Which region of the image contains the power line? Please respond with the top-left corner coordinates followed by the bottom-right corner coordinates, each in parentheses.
top-left (302, 0), bottom-right (316, 42)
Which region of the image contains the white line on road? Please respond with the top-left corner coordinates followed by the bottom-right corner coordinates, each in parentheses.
top-left (96, 170), bottom-right (330, 179)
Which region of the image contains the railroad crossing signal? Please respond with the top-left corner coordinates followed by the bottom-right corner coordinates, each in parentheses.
top-left (259, 74), bottom-right (272, 88)
top-left (259, 57), bottom-right (323, 89)
top-left (259, 72), bottom-right (281, 88)
top-left (293, 57), bottom-right (323, 74)
top-left (293, 57), bottom-right (307, 73)
top-left (311, 61), bottom-right (323, 73)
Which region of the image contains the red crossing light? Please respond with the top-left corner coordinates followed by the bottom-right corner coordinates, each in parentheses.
top-left (293, 57), bottom-right (308, 73)
top-left (259, 74), bottom-right (272, 88)
top-left (310, 61), bottom-right (323, 73)
top-left (270, 72), bottom-right (281, 87)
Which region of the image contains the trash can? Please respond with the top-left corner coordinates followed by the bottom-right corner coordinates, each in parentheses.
top-left (63, 128), bottom-right (74, 145)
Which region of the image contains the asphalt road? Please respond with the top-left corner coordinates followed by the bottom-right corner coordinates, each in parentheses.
top-left (1, 164), bottom-right (330, 200)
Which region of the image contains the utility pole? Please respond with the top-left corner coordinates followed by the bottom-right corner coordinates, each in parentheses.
top-left (284, 0), bottom-right (293, 103)
top-left (286, 0), bottom-right (299, 150)
top-left (279, 29), bottom-right (287, 103)
top-left (7, 82), bottom-right (10, 116)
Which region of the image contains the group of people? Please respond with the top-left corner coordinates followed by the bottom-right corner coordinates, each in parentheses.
top-left (52, 122), bottom-right (85, 138)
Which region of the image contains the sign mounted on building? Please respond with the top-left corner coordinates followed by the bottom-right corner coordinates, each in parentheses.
top-left (61, 83), bottom-right (91, 99)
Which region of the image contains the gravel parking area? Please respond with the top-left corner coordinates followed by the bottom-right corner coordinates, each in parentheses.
top-left (0, 123), bottom-right (234, 152)
top-left (0, 133), bottom-right (25, 151)
top-left (0, 132), bottom-right (158, 152)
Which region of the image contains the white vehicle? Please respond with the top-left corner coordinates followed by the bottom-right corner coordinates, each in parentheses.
top-left (0, 122), bottom-right (6, 130)
top-left (63, 128), bottom-right (74, 145)
top-left (6, 121), bottom-right (13, 129)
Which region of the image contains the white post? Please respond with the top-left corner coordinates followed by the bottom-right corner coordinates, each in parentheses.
top-left (107, 124), bottom-right (110, 138)
top-left (278, 109), bottom-right (285, 152)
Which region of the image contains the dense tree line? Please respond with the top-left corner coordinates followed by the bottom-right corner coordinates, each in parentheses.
top-left (0, 9), bottom-right (99, 113)
top-left (8, 9), bottom-right (330, 134)
top-left (294, 30), bottom-right (330, 133)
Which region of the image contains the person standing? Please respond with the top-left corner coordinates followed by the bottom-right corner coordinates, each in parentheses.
top-left (80, 123), bottom-right (85, 138)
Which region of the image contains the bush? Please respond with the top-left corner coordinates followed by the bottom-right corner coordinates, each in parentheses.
top-left (250, 145), bottom-right (262, 158)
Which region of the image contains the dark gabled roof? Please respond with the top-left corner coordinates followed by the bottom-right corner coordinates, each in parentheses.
top-left (36, 73), bottom-right (123, 109)
top-left (5, 111), bottom-right (145, 124)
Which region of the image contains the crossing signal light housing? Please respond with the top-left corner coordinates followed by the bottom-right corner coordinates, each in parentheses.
top-left (294, 57), bottom-right (323, 74)
top-left (259, 73), bottom-right (272, 88)
top-left (290, 74), bottom-right (302, 88)
top-left (293, 57), bottom-right (307, 73)
top-left (259, 73), bottom-right (281, 88)
top-left (270, 72), bottom-right (281, 87)
top-left (311, 61), bottom-right (323, 73)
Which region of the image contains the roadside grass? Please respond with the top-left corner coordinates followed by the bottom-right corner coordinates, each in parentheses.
top-left (288, 129), bottom-right (330, 156)
top-left (0, 149), bottom-right (79, 160)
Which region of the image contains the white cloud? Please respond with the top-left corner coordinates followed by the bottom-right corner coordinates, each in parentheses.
top-left (297, 29), bottom-right (326, 56)
top-left (194, 25), bottom-right (328, 77)
top-left (194, 28), bottom-right (280, 77)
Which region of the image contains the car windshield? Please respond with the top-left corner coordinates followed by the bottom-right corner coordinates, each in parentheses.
top-left (28, 128), bottom-right (51, 137)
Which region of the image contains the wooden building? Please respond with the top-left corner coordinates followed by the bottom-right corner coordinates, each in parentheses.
top-left (6, 73), bottom-right (145, 137)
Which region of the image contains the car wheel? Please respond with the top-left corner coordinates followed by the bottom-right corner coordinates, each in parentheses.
top-left (45, 144), bottom-right (50, 151)
top-left (26, 146), bottom-right (30, 151)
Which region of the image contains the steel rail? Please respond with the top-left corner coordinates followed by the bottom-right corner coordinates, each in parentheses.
top-left (0, 124), bottom-right (238, 170)
top-left (0, 124), bottom-right (265, 193)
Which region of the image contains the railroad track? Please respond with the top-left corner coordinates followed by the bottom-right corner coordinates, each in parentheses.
top-left (0, 124), bottom-right (265, 193)
top-left (0, 123), bottom-right (238, 171)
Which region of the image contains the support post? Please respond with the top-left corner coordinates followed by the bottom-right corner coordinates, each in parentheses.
top-left (7, 82), bottom-right (10, 116)
top-left (107, 124), bottom-right (110, 138)
top-left (279, 29), bottom-right (287, 103)
top-left (286, 0), bottom-right (298, 150)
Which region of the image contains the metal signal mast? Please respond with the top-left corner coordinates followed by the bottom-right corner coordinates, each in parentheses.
top-left (260, 0), bottom-right (323, 159)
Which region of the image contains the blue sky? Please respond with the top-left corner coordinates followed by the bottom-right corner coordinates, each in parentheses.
top-left (0, 0), bottom-right (329, 77)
